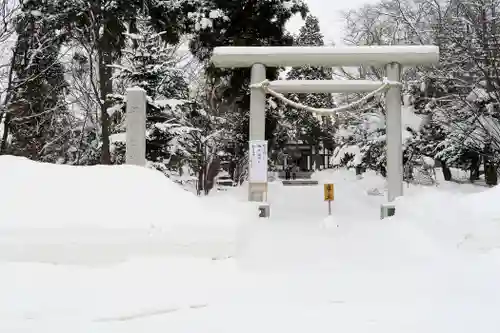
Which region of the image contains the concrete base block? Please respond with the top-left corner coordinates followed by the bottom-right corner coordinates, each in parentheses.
top-left (258, 203), bottom-right (270, 218)
top-left (248, 182), bottom-right (267, 202)
top-left (380, 203), bottom-right (396, 219)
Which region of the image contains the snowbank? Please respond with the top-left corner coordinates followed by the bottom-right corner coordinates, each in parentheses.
top-left (313, 167), bottom-right (500, 255)
top-left (0, 156), bottom-right (254, 263)
top-left (2, 167), bottom-right (500, 331)
top-left (389, 179), bottom-right (500, 254)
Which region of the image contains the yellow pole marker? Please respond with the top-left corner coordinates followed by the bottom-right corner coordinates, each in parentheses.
top-left (324, 184), bottom-right (334, 215)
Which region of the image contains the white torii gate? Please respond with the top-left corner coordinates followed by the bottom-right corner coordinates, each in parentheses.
top-left (210, 45), bottom-right (439, 205)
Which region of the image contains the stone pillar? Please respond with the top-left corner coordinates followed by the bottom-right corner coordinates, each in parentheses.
top-left (385, 63), bottom-right (403, 202)
top-left (248, 64), bottom-right (266, 202)
top-left (126, 87), bottom-right (147, 167)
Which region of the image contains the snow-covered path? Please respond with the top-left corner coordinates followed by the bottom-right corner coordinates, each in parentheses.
top-left (237, 170), bottom-right (433, 272)
top-left (265, 171), bottom-right (382, 223)
top-left (2, 161), bottom-right (500, 333)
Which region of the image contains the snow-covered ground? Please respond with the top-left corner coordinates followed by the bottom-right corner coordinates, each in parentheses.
top-left (2, 156), bottom-right (500, 332)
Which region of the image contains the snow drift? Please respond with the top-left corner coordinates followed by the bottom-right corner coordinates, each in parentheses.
top-left (313, 168), bottom-right (500, 257)
top-left (385, 177), bottom-right (500, 254)
top-left (1, 166), bottom-right (500, 332)
top-left (0, 156), bottom-right (253, 264)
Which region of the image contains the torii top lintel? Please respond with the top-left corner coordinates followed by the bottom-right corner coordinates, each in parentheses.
top-left (211, 45), bottom-right (439, 68)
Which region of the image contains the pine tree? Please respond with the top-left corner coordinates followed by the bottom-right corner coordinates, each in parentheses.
top-left (6, 0), bottom-right (69, 162)
top-left (284, 15), bottom-right (334, 150)
top-left (109, 20), bottom-right (198, 173)
top-left (53, 0), bottom-right (206, 164)
top-left (188, 0), bottom-right (309, 161)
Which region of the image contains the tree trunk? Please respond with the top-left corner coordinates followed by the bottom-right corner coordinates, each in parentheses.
top-left (197, 166), bottom-right (204, 196)
top-left (0, 42), bottom-right (21, 155)
top-left (229, 160), bottom-right (236, 181)
top-left (0, 112), bottom-right (11, 154)
top-left (97, 47), bottom-right (112, 164)
top-left (380, 165), bottom-right (387, 178)
top-left (439, 160), bottom-right (452, 181)
top-left (469, 154), bottom-right (481, 182)
top-left (205, 157), bottom-right (221, 195)
top-left (485, 163), bottom-right (498, 186)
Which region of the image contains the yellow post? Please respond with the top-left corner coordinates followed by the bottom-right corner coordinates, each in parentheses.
top-left (324, 184), bottom-right (334, 201)
top-left (324, 184), bottom-right (334, 215)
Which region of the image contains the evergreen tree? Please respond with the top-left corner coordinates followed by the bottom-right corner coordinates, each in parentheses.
top-left (53, 0), bottom-right (205, 164)
top-left (6, 0), bottom-right (69, 162)
top-left (109, 20), bottom-right (197, 173)
top-left (188, 0), bottom-right (309, 161)
top-left (284, 15), bottom-right (335, 150)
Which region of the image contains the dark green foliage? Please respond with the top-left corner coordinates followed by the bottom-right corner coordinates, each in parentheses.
top-left (109, 23), bottom-right (196, 170)
top-left (7, 0), bottom-right (69, 161)
top-left (283, 15), bottom-right (335, 150)
top-left (188, 0), bottom-right (308, 159)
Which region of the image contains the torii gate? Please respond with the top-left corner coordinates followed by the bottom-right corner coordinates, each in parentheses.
top-left (123, 45), bottom-right (439, 215)
top-left (210, 45), bottom-right (439, 208)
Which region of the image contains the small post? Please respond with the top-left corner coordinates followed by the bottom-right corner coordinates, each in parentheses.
top-left (248, 63), bottom-right (267, 202)
top-left (258, 203), bottom-right (270, 218)
top-left (380, 203), bottom-right (396, 219)
top-left (258, 182), bottom-right (270, 218)
top-left (385, 63), bottom-right (403, 202)
top-left (126, 87), bottom-right (147, 166)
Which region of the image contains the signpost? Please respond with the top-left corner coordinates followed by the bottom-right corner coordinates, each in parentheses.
top-left (249, 140), bottom-right (268, 183)
top-left (324, 183), bottom-right (334, 215)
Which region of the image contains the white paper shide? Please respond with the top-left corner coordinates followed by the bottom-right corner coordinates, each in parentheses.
top-left (249, 140), bottom-right (268, 183)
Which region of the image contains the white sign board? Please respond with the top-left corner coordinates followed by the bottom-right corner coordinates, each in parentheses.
top-left (249, 140), bottom-right (268, 183)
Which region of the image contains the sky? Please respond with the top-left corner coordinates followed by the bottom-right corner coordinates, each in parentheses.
top-left (286, 0), bottom-right (380, 45)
